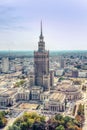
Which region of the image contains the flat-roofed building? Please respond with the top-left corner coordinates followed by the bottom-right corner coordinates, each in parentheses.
top-left (57, 81), bottom-right (82, 101)
top-left (30, 86), bottom-right (43, 100)
top-left (72, 69), bottom-right (78, 78)
top-left (40, 91), bottom-right (50, 101)
top-left (1, 57), bottom-right (10, 73)
top-left (0, 89), bottom-right (17, 107)
top-left (44, 92), bottom-right (66, 113)
top-left (16, 89), bottom-right (30, 101)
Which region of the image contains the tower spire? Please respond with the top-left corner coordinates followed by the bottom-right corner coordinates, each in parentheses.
top-left (39, 21), bottom-right (44, 41)
top-left (41, 21), bottom-right (43, 37)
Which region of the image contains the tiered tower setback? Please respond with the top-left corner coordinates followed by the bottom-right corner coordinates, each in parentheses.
top-left (34, 22), bottom-right (49, 90)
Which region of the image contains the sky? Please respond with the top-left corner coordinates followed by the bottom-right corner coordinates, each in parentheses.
top-left (0, 0), bottom-right (87, 51)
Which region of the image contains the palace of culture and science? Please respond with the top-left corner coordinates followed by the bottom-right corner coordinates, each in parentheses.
top-left (34, 22), bottom-right (52, 90)
top-left (30, 22), bottom-right (54, 91)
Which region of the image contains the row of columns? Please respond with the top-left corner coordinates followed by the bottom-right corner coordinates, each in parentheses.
top-left (49, 105), bottom-right (65, 112)
top-left (17, 93), bottom-right (29, 100)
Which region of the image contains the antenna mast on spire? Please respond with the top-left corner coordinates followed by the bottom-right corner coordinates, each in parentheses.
top-left (41, 20), bottom-right (42, 36)
top-left (40, 20), bottom-right (44, 41)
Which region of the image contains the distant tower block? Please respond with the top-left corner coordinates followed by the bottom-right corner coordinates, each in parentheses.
top-left (72, 69), bottom-right (78, 78)
top-left (34, 21), bottom-right (49, 90)
top-left (2, 57), bottom-right (9, 73)
top-left (29, 74), bottom-right (35, 86)
top-left (59, 56), bottom-right (64, 68)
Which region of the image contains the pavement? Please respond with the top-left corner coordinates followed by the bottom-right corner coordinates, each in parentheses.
top-left (3, 118), bottom-right (15, 130)
top-left (2, 109), bottom-right (26, 130)
top-left (82, 98), bottom-right (87, 130)
top-left (76, 92), bottom-right (87, 130)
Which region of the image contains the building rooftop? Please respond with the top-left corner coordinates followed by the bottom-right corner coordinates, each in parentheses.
top-left (0, 89), bottom-right (17, 97)
top-left (49, 92), bottom-right (65, 103)
top-left (18, 89), bottom-right (30, 93)
top-left (42, 91), bottom-right (50, 95)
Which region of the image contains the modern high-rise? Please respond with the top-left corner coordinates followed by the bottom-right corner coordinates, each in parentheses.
top-left (34, 22), bottom-right (50, 90)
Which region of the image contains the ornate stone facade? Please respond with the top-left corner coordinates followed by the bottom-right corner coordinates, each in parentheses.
top-left (0, 89), bottom-right (17, 107)
top-left (44, 93), bottom-right (66, 113)
top-left (57, 81), bottom-right (82, 101)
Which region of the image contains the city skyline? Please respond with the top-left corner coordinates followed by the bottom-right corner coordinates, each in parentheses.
top-left (0, 0), bottom-right (87, 50)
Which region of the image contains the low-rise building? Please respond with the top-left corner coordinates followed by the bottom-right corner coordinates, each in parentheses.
top-left (1, 57), bottom-right (10, 73)
top-left (55, 69), bottom-right (64, 76)
top-left (57, 81), bottom-right (82, 101)
top-left (44, 92), bottom-right (66, 113)
top-left (16, 89), bottom-right (30, 101)
top-left (30, 86), bottom-right (43, 100)
top-left (78, 71), bottom-right (87, 78)
top-left (0, 89), bottom-right (17, 107)
top-left (40, 91), bottom-right (50, 102)
top-left (72, 69), bottom-right (78, 78)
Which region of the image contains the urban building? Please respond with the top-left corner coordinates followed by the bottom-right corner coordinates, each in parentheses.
top-left (78, 71), bottom-right (87, 78)
top-left (1, 57), bottom-right (10, 73)
top-left (57, 81), bottom-right (82, 101)
top-left (16, 89), bottom-right (30, 101)
top-left (55, 69), bottom-right (64, 76)
top-left (0, 89), bottom-right (17, 108)
top-left (30, 86), bottom-right (43, 100)
top-left (34, 22), bottom-right (51, 91)
top-left (40, 91), bottom-right (50, 102)
top-left (72, 69), bottom-right (78, 78)
top-left (27, 22), bottom-right (54, 93)
top-left (60, 58), bottom-right (65, 68)
top-left (44, 92), bottom-right (66, 112)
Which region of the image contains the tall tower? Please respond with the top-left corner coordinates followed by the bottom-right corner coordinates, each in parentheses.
top-left (34, 22), bottom-right (49, 89)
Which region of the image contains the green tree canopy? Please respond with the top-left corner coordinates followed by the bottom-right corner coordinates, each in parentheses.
top-left (56, 125), bottom-right (65, 130)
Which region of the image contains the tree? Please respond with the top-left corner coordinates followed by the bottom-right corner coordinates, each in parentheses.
top-left (0, 119), bottom-right (4, 128)
top-left (56, 125), bottom-right (65, 130)
top-left (64, 116), bottom-right (71, 123)
top-left (14, 80), bottom-right (25, 88)
top-left (8, 125), bottom-right (21, 130)
top-left (33, 122), bottom-right (45, 130)
top-left (55, 114), bottom-right (63, 121)
top-left (66, 122), bottom-right (75, 130)
top-left (27, 118), bottom-right (34, 128)
top-left (14, 117), bottom-right (23, 126)
top-left (0, 111), bottom-right (7, 128)
top-left (40, 116), bottom-right (45, 122)
top-left (7, 112), bottom-right (82, 130)
top-left (20, 122), bottom-right (28, 130)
